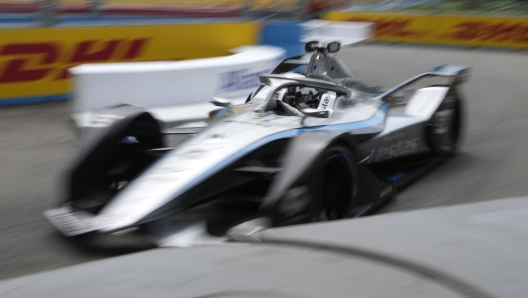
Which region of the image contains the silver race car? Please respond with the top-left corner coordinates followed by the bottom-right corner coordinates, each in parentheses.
top-left (44, 41), bottom-right (469, 245)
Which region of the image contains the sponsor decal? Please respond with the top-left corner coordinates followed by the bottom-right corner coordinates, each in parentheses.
top-left (386, 172), bottom-right (408, 182)
top-left (368, 138), bottom-right (420, 163)
top-left (329, 12), bottom-right (528, 47)
top-left (0, 23), bottom-right (258, 100)
top-left (447, 21), bottom-right (528, 43)
top-left (380, 185), bottom-right (393, 199)
top-left (347, 17), bottom-right (427, 39)
top-left (317, 93), bottom-right (336, 110)
top-left (383, 132), bottom-right (405, 142)
top-left (0, 38), bottom-right (150, 83)
top-left (433, 109), bottom-right (454, 134)
top-left (217, 67), bottom-right (273, 94)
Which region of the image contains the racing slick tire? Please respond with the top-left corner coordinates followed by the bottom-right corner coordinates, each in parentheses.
top-left (106, 120), bottom-right (163, 193)
top-left (308, 145), bottom-right (358, 222)
top-left (428, 90), bottom-right (463, 158)
top-left (69, 119), bottom-right (162, 213)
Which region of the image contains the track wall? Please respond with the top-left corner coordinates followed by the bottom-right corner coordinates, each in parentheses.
top-left (324, 11), bottom-right (528, 49)
top-left (0, 22), bottom-right (257, 104)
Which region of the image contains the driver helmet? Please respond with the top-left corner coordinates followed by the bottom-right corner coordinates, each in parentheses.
top-left (294, 87), bottom-right (320, 109)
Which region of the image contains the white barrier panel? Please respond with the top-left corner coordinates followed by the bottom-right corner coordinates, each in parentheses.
top-left (70, 46), bottom-right (286, 114)
top-left (300, 20), bottom-right (373, 45)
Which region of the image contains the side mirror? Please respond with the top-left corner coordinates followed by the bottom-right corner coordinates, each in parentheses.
top-left (305, 41), bottom-right (320, 53)
top-left (211, 97), bottom-right (232, 107)
top-left (327, 41), bottom-right (341, 53)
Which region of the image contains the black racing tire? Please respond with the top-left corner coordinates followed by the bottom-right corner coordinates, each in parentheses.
top-left (108, 120), bottom-right (163, 188)
top-left (69, 119), bottom-right (163, 212)
top-left (308, 145), bottom-right (358, 222)
top-left (428, 90), bottom-right (463, 158)
top-left (122, 120), bottom-right (164, 149)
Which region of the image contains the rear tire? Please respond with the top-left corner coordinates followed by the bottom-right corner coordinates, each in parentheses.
top-left (428, 90), bottom-right (463, 157)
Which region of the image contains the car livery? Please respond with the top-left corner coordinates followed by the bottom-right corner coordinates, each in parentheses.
top-left (44, 41), bottom-right (469, 246)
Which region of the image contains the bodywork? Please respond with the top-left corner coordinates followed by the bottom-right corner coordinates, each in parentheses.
top-left (44, 43), bottom-right (470, 245)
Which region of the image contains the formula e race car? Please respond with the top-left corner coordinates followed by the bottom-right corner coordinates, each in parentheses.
top-left (44, 41), bottom-right (469, 246)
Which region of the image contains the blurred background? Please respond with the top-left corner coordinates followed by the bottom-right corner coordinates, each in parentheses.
top-left (4, 0), bottom-right (528, 27)
top-left (1, 0), bottom-right (528, 290)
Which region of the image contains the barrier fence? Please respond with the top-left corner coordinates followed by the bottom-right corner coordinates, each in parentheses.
top-left (0, 22), bottom-right (257, 103)
top-left (0, 19), bottom-right (373, 105)
top-left (324, 11), bottom-right (528, 49)
top-left (0, 0), bottom-right (350, 20)
top-left (2, 1), bottom-right (528, 105)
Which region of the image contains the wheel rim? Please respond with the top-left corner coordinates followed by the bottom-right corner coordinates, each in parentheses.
top-left (433, 99), bottom-right (461, 154)
top-left (448, 101), bottom-right (461, 149)
top-left (316, 153), bottom-right (353, 221)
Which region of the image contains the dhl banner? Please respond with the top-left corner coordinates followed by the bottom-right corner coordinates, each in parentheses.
top-left (324, 11), bottom-right (528, 49)
top-left (103, 0), bottom-right (242, 7)
top-left (101, 0), bottom-right (299, 9)
top-left (0, 22), bottom-right (256, 103)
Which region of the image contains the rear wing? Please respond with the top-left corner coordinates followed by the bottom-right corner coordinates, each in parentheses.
top-left (429, 64), bottom-right (470, 83)
top-left (376, 64), bottom-right (471, 100)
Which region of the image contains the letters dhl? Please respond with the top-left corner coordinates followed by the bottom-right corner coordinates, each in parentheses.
top-left (347, 17), bottom-right (422, 38)
top-left (449, 21), bottom-right (528, 43)
top-left (0, 38), bottom-right (150, 83)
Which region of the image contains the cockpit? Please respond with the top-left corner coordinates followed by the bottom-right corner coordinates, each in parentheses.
top-left (247, 72), bottom-right (356, 117)
top-left (244, 41), bottom-right (381, 118)
top-left (263, 85), bottom-right (338, 116)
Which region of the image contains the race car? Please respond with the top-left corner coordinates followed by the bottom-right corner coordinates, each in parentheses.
top-left (44, 41), bottom-right (469, 246)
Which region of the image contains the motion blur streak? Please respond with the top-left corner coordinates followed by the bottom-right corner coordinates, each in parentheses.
top-left (1, 44), bottom-right (528, 280)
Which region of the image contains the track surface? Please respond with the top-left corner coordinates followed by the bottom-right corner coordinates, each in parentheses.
top-left (1, 44), bottom-right (528, 280)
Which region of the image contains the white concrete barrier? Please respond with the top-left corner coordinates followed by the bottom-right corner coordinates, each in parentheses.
top-left (70, 46), bottom-right (286, 114)
top-left (300, 20), bottom-right (373, 45)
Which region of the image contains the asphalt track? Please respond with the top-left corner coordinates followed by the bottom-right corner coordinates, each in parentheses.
top-left (1, 44), bottom-right (528, 281)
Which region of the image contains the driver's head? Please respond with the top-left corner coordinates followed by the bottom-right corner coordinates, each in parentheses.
top-left (273, 87), bottom-right (299, 108)
top-left (292, 87), bottom-right (319, 109)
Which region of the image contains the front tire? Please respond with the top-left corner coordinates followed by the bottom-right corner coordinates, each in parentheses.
top-left (309, 145), bottom-right (357, 222)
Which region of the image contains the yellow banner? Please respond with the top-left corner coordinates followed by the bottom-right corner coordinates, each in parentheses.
top-left (102, 0), bottom-right (244, 7)
top-left (99, 0), bottom-right (299, 9)
top-left (102, 0), bottom-right (300, 9)
top-left (324, 11), bottom-right (528, 48)
top-left (436, 15), bottom-right (528, 48)
top-left (323, 12), bottom-right (436, 43)
top-left (0, 23), bottom-right (257, 100)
